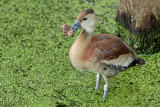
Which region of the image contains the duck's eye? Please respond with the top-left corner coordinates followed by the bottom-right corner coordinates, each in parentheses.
top-left (83, 18), bottom-right (87, 21)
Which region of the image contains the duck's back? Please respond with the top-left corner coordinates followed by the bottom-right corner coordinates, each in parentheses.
top-left (86, 34), bottom-right (136, 67)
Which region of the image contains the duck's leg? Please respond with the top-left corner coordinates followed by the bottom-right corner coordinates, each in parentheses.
top-left (102, 75), bottom-right (110, 99)
top-left (95, 73), bottom-right (101, 89)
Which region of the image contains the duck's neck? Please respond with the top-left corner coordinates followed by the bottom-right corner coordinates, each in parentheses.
top-left (69, 29), bottom-right (92, 61)
top-left (79, 29), bottom-right (92, 39)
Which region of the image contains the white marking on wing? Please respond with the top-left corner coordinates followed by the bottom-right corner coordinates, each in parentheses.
top-left (101, 54), bottom-right (135, 67)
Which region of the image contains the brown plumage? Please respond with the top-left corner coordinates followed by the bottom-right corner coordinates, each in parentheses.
top-left (68, 9), bottom-right (146, 98)
top-left (76, 9), bottom-right (95, 21)
top-left (86, 34), bottom-right (134, 61)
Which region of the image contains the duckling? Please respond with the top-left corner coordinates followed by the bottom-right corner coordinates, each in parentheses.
top-left (68, 9), bottom-right (146, 98)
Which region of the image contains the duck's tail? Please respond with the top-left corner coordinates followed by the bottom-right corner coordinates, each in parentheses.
top-left (136, 57), bottom-right (146, 65)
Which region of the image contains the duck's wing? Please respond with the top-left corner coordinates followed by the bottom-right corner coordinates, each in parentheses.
top-left (86, 34), bottom-right (136, 67)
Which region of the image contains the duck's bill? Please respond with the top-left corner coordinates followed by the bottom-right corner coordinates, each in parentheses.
top-left (71, 20), bottom-right (82, 32)
top-left (61, 20), bottom-right (81, 37)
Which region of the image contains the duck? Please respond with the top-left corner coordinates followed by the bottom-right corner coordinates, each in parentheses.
top-left (69, 9), bottom-right (146, 98)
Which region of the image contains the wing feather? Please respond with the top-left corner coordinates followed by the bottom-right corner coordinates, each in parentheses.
top-left (86, 34), bottom-right (135, 66)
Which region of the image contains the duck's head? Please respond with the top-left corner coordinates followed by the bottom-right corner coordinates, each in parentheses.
top-left (71, 9), bottom-right (97, 34)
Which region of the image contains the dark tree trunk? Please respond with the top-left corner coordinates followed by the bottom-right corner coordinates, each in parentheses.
top-left (117, 0), bottom-right (160, 34)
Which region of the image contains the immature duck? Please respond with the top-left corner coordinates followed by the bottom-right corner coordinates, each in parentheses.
top-left (68, 9), bottom-right (146, 98)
